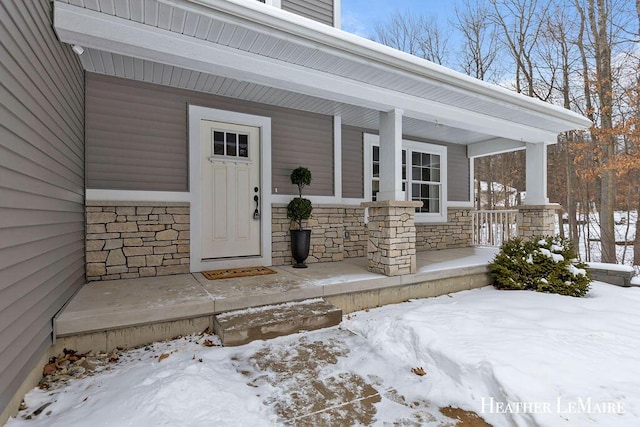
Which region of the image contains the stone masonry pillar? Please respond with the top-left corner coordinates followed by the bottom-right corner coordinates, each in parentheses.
top-left (361, 200), bottom-right (422, 276)
top-left (518, 204), bottom-right (560, 239)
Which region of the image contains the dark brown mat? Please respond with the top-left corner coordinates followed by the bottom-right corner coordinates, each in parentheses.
top-left (201, 266), bottom-right (277, 280)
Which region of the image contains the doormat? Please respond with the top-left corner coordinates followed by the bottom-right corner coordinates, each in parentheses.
top-left (201, 266), bottom-right (277, 280)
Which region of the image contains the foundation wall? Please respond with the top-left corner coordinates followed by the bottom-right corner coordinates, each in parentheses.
top-left (85, 204), bottom-right (474, 276)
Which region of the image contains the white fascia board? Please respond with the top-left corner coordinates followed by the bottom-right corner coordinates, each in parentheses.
top-left (467, 138), bottom-right (528, 158)
top-left (185, 0), bottom-right (592, 131)
top-left (54, 3), bottom-right (561, 143)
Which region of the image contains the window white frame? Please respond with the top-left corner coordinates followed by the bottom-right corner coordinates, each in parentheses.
top-left (364, 133), bottom-right (448, 223)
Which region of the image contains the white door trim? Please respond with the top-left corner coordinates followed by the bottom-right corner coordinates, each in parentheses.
top-left (189, 105), bottom-right (272, 272)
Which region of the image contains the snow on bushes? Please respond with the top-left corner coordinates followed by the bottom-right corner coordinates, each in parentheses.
top-left (489, 235), bottom-right (591, 297)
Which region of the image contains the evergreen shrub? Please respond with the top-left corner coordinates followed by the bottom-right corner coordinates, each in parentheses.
top-left (489, 235), bottom-right (591, 297)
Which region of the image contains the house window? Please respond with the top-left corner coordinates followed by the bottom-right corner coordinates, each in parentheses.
top-left (364, 134), bottom-right (448, 222)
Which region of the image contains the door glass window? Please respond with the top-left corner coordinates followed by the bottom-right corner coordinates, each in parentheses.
top-left (211, 130), bottom-right (249, 158)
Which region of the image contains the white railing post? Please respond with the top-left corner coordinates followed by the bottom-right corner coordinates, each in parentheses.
top-left (472, 209), bottom-right (519, 247)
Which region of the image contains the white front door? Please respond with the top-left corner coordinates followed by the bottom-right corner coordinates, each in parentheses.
top-left (200, 120), bottom-right (261, 259)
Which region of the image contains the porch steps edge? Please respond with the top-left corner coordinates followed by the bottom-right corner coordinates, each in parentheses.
top-left (213, 298), bottom-right (342, 346)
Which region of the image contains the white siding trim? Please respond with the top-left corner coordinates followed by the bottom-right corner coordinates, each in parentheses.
top-left (86, 189), bottom-right (191, 202)
top-left (188, 105), bottom-right (272, 271)
top-left (333, 0), bottom-right (341, 28)
top-left (449, 201), bottom-right (474, 208)
top-left (270, 195), bottom-right (364, 205)
top-left (333, 115), bottom-right (342, 200)
top-left (468, 157), bottom-right (475, 207)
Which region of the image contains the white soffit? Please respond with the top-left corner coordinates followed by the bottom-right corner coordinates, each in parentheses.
top-left (53, 0), bottom-right (590, 143)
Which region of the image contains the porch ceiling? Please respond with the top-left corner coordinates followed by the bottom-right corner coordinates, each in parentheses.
top-left (53, 0), bottom-right (592, 147)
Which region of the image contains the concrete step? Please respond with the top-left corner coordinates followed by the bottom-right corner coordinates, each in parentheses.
top-left (213, 299), bottom-right (342, 346)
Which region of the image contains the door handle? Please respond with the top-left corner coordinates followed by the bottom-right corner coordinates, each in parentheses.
top-left (253, 189), bottom-right (260, 219)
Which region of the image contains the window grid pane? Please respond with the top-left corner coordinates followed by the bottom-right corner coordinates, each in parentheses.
top-left (226, 133), bottom-right (237, 157)
top-left (213, 131), bottom-right (224, 155)
top-left (238, 134), bottom-right (248, 158)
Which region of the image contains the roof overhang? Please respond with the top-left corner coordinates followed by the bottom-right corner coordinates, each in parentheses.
top-left (53, 0), bottom-right (592, 148)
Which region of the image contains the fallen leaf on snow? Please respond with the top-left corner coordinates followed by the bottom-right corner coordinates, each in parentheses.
top-left (158, 353), bottom-right (170, 362)
top-left (411, 367), bottom-right (427, 376)
top-left (43, 363), bottom-right (57, 376)
top-left (202, 339), bottom-right (217, 347)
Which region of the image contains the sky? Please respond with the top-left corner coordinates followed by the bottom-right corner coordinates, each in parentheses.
top-left (341, 0), bottom-right (461, 38)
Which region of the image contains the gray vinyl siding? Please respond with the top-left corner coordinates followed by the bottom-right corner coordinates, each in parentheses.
top-left (86, 73), bottom-right (334, 196)
top-left (282, 0), bottom-right (334, 26)
top-left (447, 144), bottom-right (471, 202)
top-left (342, 125), bottom-right (364, 198)
top-left (0, 0), bottom-right (85, 415)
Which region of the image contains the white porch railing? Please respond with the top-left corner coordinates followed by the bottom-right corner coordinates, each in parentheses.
top-left (472, 210), bottom-right (519, 247)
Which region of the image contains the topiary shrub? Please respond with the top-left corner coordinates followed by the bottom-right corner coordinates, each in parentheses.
top-left (287, 166), bottom-right (313, 230)
top-left (489, 235), bottom-right (591, 297)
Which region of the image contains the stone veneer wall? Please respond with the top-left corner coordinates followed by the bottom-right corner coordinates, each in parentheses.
top-left (271, 205), bottom-right (367, 266)
top-left (363, 201), bottom-right (421, 276)
top-left (415, 208), bottom-right (473, 251)
top-left (518, 205), bottom-right (559, 239)
top-left (86, 202), bottom-right (190, 281)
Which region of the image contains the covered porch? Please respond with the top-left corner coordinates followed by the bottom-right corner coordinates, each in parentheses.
top-left (54, 247), bottom-right (496, 352)
top-left (52, 0), bottom-right (591, 281)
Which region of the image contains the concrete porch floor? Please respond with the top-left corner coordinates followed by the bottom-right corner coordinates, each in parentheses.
top-left (54, 247), bottom-right (497, 351)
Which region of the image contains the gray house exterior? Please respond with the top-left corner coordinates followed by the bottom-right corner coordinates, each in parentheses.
top-left (0, 0), bottom-right (85, 418)
top-left (0, 0), bottom-right (591, 421)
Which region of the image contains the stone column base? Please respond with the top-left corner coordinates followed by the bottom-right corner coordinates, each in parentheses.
top-left (518, 204), bottom-right (560, 239)
top-left (362, 200), bottom-right (422, 276)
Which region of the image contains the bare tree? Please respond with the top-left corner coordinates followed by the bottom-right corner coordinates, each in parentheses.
top-left (489, 0), bottom-right (552, 99)
top-left (372, 11), bottom-right (450, 65)
top-left (372, 11), bottom-right (426, 57)
top-left (454, 0), bottom-right (500, 81)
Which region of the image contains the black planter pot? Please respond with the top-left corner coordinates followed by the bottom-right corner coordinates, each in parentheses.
top-left (290, 229), bottom-right (311, 268)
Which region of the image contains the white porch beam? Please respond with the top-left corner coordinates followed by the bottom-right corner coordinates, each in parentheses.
top-left (377, 109), bottom-right (405, 201)
top-left (467, 138), bottom-right (527, 158)
top-left (54, 2), bottom-right (560, 143)
top-left (525, 142), bottom-right (549, 205)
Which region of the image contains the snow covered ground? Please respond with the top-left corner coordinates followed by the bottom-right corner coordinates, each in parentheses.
top-left (7, 282), bottom-right (640, 427)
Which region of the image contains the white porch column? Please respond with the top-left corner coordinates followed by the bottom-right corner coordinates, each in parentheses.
top-left (525, 142), bottom-right (549, 205)
top-left (377, 109), bottom-right (405, 201)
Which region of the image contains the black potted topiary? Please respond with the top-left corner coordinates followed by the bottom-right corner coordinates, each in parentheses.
top-left (287, 166), bottom-right (312, 268)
